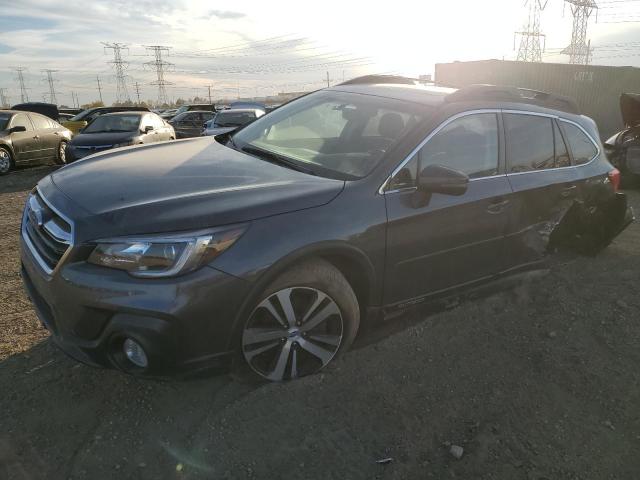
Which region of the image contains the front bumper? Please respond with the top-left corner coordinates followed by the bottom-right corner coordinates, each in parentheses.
top-left (20, 238), bottom-right (251, 376)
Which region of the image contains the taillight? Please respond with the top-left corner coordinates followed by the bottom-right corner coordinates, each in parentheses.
top-left (608, 168), bottom-right (621, 192)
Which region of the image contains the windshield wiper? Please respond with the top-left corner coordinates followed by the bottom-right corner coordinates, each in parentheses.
top-left (240, 145), bottom-right (316, 176)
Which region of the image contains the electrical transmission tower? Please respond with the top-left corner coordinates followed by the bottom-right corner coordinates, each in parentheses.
top-left (144, 45), bottom-right (173, 106)
top-left (133, 81), bottom-right (142, 103)
top-left (0, 88), bottom-right (9, 108)
top-left (43, 69), bottom-right (58, 105)
top-left (96, 75), bottom-right (103, 103)
top-left (515, 0), bottom-right (548, 62)
top-left (102, 42), bottom-right (131, 104)
top-left (562, 0), bottom-right (598, 65)
top-left (14, 67), bottom-right (29, 102)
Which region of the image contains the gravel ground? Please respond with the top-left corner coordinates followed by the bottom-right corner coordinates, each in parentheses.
top-left (1, 167), bottom-right (639, 480)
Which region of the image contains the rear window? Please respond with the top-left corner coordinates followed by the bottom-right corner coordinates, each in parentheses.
top-left (561, 122), bottom-right (598, 165)
top-left (214, 111), bottom-right (256, 127)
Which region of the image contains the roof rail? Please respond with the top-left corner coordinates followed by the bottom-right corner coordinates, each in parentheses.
top-left (445, 84), bottom-right (580, 115)
top-left (338, 74), bottom-right (418, 86)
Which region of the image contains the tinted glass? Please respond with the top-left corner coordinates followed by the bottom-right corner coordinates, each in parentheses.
top-left (505, 114), bottom-right (554, 172)
top-left (387, 152), bottom-right (418, 191)
top-left (0, 114), bottom-right (10, 131)
top-left (30, 114), bottom-right (51, 130)
top-left (69, 109), bottom-right (96, 122)
top-left (554, 121), bottom-right (571, 167)
top-left (562, 122), bottom-right (598, 165)
top-left (11, 113), bottom-right (32, 131)
top-left (83, 115), bottom-right (141, 133)
top-left (419, 113), bottom-right (499, 179)
top-left (214, 111), bottom-right (255, 127)
top-left (233, 90), bottom-right (429, 179)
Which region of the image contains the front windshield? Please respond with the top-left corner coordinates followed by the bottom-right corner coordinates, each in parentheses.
top-left (0, 114), bottom-right (10, 131)
top-left (69, 109), bottom-right (95, 122)
top-left (232, 91), bottom-right (430, 179)
top-left (83, 115), bottom-right (140, 133)
top-left (214, 111), bottom-right (255, 127)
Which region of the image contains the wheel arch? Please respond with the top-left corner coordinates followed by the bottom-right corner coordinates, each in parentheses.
top-left (0, 141), bottom-right (15, 159)
top-left (226, 241), bottom-right (378, 350)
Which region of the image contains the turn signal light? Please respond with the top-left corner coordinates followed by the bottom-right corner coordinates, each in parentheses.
top-left (608, 168), bottom-right (621, 192)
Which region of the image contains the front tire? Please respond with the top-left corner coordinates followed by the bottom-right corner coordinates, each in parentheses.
top-left (238, 259), bottom-right (360, 382)
top-left (0, 148), bottom-right (13, 175)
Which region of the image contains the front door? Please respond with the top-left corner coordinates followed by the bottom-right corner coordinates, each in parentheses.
top-left (384, 111), bottom-right (512, 305)
top-left (9, 113), bottom-right (39, 162)
top-left (29, 113), bottom-right (58, 160)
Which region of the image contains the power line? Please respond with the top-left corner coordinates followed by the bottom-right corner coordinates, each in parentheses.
top-left (515, 0), bottom-right (549, 62)
top-left (42, 69), bottom-right (58, 105)
top-left (102, 42), bottom-right (131, 104)
top-left (143, 45), bottom-right (173, 105)
top-left (13, 67), bottom-right (29, 103)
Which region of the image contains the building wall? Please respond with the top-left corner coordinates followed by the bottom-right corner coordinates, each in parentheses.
top-left (435, 60), bottom-right (640, 139)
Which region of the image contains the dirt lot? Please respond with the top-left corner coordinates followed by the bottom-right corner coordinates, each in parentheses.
top-left (1, 166), bottom-right (639, 480)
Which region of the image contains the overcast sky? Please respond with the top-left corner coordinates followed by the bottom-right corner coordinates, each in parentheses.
top-left (1, 0), bottom-right (640, 106)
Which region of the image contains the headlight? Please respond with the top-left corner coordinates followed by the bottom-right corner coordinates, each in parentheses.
top-left (87, 226), bottom-right (247, 278)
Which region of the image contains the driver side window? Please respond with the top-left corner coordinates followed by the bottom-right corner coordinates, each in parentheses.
top-left (386, 113), bottom-right (499, 191)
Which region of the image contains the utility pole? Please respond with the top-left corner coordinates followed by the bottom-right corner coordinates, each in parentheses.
top-left (143, 45), bottom-right (173, 106)
top-left (14, 67), bottom-right (29, 102)
top-left (0, 88), bottom-right (9, 108)
top-left (562, 0), bottom-right (598, 65)
top-left (133, 81), bottom-right (142, 103)
top-left (326, 71), bottom-right (331, 88)
top-left (96, 75), bottom-right (103, 104)
top-left (205, 84), bottom-right (214, 104)
top-left (102, 42), bottom-right (131, 104)
top-left (515, 0), bottom-right (548, 62)
top-left (42, 69), bottom-right (58, 105)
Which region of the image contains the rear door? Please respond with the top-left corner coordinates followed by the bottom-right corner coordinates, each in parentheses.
top-left (29, 113), bottom-right (58, 160)
top-left (503, 111), bottom-right (579, 266)
top-left (384, 111), bottom-right (512, 305)
top-left (9, 113), bottom-right (38, 162)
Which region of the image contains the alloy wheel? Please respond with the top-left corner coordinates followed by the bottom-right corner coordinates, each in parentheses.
top-left (242, 287), bottom-right (343, 381)
top-left (59, 142), bottom-right (67, 164)
top-left (0, 150), bottom-right (10, 174)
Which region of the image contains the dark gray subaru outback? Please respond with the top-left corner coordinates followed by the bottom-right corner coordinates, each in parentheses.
top-left (20, 78), bottom-right (633, 381)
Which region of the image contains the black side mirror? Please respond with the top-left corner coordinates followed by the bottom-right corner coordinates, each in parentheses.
top-left (9, 126), bottom-right (27, 133)
top-left (143, 126), bottom-right (154, 133)
top-left (418, 164), bottom-right (469, 196)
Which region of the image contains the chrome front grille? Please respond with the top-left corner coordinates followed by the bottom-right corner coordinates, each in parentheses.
top-left (22, 191), bottom-right (72, 273)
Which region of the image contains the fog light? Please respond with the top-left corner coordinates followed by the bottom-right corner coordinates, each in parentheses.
top-left (123, 338), bottom-right (148, 368)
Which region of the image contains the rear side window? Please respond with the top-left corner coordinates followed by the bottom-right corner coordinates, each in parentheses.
top-left (30, 114), bottom-right (51, 130)
top-left (561, 122), bottom-right (598, 165)
top-left (505, 114), bottom-right (555, 172)
top-left (553, 121), bottom-right (571, 168)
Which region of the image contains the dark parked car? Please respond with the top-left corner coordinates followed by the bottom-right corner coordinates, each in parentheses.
top-left (66, 111), bottom-right (175, 162)
top-left (0, 110), bottom-right (72, 174)
top-left (173, 103), bottom-right (217, 116)
top-left (202, 108), bottom-right (265, 136)
top-left (605, 93), bottom-right (640, 186)
top-left (170, 110), bottom-right (215, 138)
top-left (63, 106), bottom-right (150, 135)
top-left (20, 80), bottom-right (632, 382)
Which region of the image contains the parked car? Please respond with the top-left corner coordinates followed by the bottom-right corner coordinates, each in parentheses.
top-left (63, 106), bottom-right (150, 135)
top-left (20, 80), bottom-right (632, 382)
top-left (0, 109), bottom-right (72, 174)
top-left (58, 113), bottom-right (75, 123)
top-left (605, 93), bottom-right (640, 186)
top-left (202, 108), bottom-right (265, 136)
top-left (160, 108), bottom-right (178, 120)
top-left (66, 111), bottom-right (174, 162)
top-left (229, 101), bottom-right (267, 111)
top-left (169, 110), bottom-right (215, 138)
top-left (11, 102), bottom-right (64, 122)
top-left (173, 104), bottom-right (217, 116)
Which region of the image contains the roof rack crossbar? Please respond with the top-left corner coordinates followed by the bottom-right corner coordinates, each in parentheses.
top-left (445, 84), bottom-right (580, 115)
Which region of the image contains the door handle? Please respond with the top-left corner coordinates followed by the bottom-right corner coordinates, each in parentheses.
top-left (561, 185), bottom-right (578, 198)
top-left (487, 199), bottom-right (510, 214)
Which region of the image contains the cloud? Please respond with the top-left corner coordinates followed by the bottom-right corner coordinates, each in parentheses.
top-left (205, 10), bottom-right (246, 20)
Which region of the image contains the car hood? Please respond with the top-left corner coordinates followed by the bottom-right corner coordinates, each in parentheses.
top-left (70, 131), bottom-right (138, 146)
top-left (46, 137), bottom-right (344, 239)
top-left (621, 93), bottom-right (640, 127)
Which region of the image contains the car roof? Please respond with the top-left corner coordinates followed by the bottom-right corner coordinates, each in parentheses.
top-left (178, 110), bottom-right (214, 114)
top-left (0, 109), bottom-right (47, 116)
top-left (100, 111), bottom-right (147, 117)
top-left (218, 108), bottom-right (261, 114)
top-left (329, 83), bottom-right (457, 107)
